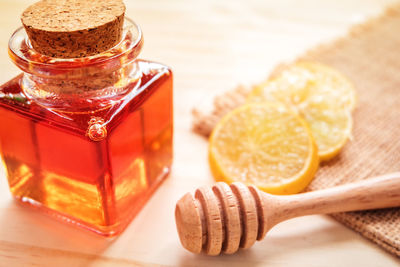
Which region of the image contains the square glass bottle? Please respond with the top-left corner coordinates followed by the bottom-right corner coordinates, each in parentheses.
top-left (0, 18), bottom-right (173, 236)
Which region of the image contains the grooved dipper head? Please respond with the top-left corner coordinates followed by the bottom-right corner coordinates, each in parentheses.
top-left (175, 193), bottom-right (203, 254)
top-left (175, 182), bottom-right (267, 255)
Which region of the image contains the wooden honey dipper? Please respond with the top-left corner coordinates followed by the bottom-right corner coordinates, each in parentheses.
top-left (175, 173), bottom-right (400, 255)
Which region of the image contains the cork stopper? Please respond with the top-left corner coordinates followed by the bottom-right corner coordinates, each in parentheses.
top-left (21, 0), bottom-right (126, 58)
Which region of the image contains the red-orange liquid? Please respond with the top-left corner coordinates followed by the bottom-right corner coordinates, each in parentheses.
top-left (0, 59), bottom-right (173, 236)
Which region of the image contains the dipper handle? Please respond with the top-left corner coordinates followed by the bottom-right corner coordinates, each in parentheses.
top-left (175, 173), bottom-right (400, 255)
top-left (265, 172), bottom-right (400, 226)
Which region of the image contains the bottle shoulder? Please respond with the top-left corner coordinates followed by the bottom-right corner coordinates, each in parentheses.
top-left (137, 59), bottom-right (173, 79)
top-left (0, 60), bottom-right (173, 137)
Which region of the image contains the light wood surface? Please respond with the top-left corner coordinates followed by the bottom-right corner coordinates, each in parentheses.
top-left (0, 0), bottom-right (399, 266)
top-left (176, 173), bottom-right (400, 255)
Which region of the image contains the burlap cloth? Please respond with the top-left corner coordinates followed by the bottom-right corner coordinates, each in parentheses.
top-left (192, 4), bottom-right (400, 257)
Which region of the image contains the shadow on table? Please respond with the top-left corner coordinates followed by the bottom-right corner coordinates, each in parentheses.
top-left (175, 218), bottom-right (355, 267)
top-left (0, 198), bottom-right (116, 257)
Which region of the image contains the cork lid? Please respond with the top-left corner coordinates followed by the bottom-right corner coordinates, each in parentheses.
top-left (21, 0), bottom-right (126, 58)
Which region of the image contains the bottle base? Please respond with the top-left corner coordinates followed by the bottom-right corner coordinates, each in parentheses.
top-left (12, 165), bottom-right (171, 237)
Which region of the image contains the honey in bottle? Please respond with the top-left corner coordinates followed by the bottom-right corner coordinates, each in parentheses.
top-left (0, 0), bottom-right (173, 236)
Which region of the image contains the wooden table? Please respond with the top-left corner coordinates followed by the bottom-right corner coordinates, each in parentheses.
top-left (0, 0), bottom-right (399, 266)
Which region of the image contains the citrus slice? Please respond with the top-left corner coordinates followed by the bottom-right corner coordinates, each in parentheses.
top-left (209, 103), bottom-right (319, 195)
top-left (249, 61), bottom-right (356, 111)
top-left (248, 61), bottom-right (354, 161)
top-left (302, 104), bottom-right (352, 161)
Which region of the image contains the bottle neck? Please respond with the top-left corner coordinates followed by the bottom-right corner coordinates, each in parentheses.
top-left (20, 60), bottom-right (142, 112)
top-left (8, 18), bottom-right (143, 113)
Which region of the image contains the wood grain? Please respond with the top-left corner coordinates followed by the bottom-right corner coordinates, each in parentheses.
top-left (0, 240), bottom-right (154, 267)
top-left (0, 0), bottom-right (399, 266)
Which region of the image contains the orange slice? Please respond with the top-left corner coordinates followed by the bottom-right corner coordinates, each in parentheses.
top-left (209, 103), bottom-right (319, 195)
top-left (248, 61), bottom-right (354, 160)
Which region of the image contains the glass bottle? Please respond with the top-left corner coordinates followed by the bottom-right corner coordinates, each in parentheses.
top-left (0, 18), bottom-right (173, 236)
